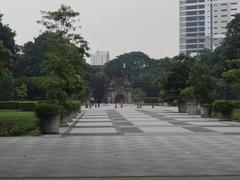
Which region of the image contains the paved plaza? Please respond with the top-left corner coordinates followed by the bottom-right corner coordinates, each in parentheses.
top-left (1, 104), bottom-right (240, 179)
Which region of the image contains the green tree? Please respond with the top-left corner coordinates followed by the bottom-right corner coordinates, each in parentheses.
top-left (105, 51), bottom-right (154, 96)
top-left (0, 14), bottom-right (17, 55)
top-left (160, 54), bottom-right (194, 104)
top-left (0, 41), bottom-right (13, 100)
top-left (85, 65), bottom-right (108, 102)
top-left (188, 64), bottom-right (215, 104)
top-left (37, 4), bottom-right (89, 57)
top-left (42, 43), bottom-right (86, 103)
top-left (14, 32), bottom-right (67, 77)
top-left (132, 89), bottom-right (146, 103)
top-left (222, 13), bottom-right (240, 60)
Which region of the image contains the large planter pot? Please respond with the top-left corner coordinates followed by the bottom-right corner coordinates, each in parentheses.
top-left (40, 116), bottom-right (60, 134)
top-left (200, 105), bottom-right (211, 118)
top-left (187, 103), bottom-right (198, 115)
top-left (219, 113), bottom-right (231, 121)
top-left (177, 103), bottom-right (187, 113)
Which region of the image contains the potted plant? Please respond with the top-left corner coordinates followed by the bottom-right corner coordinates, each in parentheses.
top-left (188, 64), bottom-right (215, 117)
top-left (35, 103), bottom-right (62, 134)
top-left (181, 87), bottom-right (199, 115)
top-left (213, 100), bottom-right (235, 120)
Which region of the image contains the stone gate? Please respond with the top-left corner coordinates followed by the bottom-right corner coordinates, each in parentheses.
top-left (104, 72), bottom-right (132, 103)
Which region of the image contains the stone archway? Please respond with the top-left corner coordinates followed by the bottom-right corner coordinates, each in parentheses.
top-left (115, 94), bottom-right (125, 103)
top-left (105, 72), bottom-right (132, 103)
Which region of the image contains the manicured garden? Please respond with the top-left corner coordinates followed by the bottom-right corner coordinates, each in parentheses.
top-left (0, 110), bottom-right (40, 136)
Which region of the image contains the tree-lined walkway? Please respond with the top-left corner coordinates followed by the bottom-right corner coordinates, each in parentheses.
top-left (1, 105), bottom-right (240, 180)
top-left (64, 104), bottom-right (240, 136)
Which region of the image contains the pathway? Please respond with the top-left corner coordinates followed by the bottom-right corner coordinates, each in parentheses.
top-left (1, 104), bottom-right (240, 180)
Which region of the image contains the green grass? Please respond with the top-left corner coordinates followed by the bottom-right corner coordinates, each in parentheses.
top-left (233, 109), bottom-right (240, 122)
top-left (0, 110), bottom-right (40, 136)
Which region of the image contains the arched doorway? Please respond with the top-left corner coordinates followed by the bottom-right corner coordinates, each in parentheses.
top-left (104, 72), bottom-right (132, 103)
top-left (115, 94), bottom-right (125, 103)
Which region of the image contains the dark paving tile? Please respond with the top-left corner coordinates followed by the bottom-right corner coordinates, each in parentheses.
top-left (116, 122), bottom-right (134, 126)
top-left (73, 126), bottom-right (114, 128)
top-left (184, 127), bottom-right (217, 133)
top-left (120, 127), bottom-right (143, 133)
top-left (158, 117), bottom-right (176, 121)
top-left (80, 121), bottom-right (111, 123)
top-left (170, 122), bottom-right (191, 126)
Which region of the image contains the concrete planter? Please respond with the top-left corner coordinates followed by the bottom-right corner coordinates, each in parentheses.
top-left (40, 116), bottom-right (60, 134)
top-left (200, 105), bottom-right (211, 118)
top-left (187, 103), bottom-right (198, 115)
top-left (219, 113), bottom-right (231, 121)
top-left (177, 103), bottom-right (187, 113)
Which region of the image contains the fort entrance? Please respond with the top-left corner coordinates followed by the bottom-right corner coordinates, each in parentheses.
top-left (105, 72), bottom-right (132, 103)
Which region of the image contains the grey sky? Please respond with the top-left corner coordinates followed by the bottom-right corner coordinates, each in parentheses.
top-left (0, 0), bottom-right (179, 59)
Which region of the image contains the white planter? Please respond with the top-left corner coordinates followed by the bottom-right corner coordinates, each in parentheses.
top-left (177, 103), bottom-right (187, 113)
top-left (40, 116), bottom-right (60, 134)
top-left (187, 103), bottom-right (198, 115)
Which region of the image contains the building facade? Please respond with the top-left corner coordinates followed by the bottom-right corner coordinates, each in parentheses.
top-left (90, 51), bottom-right (110, 66)
top-left (180, 0), bottom-right (240, 56)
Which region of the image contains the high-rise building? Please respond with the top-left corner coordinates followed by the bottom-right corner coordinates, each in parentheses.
top-left (180, 0), bottom-right (240, 56)
top-left (90, 51), bottom-right (110, 66)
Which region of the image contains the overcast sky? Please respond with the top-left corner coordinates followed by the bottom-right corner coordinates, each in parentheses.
top-left (0, 0), bottom-right (179, 59)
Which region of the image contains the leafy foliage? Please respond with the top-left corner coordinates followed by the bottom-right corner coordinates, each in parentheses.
top-left (132, 88), bottom-right (146, 102)
top-left (37, 4), bottom-right (89, 57)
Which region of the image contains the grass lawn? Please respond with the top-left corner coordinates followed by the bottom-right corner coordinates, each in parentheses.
top-left (233, 109), bottom-right (240, 122)
top-left (0, 110), bottom-right (40, 136)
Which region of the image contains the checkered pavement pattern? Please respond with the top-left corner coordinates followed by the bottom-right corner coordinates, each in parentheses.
top-left (63, 104), bottom-right (240, 136)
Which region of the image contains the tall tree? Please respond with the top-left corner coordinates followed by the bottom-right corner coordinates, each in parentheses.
top-left (14, 32), bottom-right (67, 77)
top-left (42, 43), bottom-right (87, 103)
top-left (37, 4), bottom-right (90, 57)
top-left (0, 14), bottom-right (17, 55)
top-left (222, 13), bottom-right (240, 60)
top-left (0, 41), bottom-right (13, 100)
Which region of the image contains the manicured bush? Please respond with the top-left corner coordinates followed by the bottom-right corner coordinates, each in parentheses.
top-left (0, 110), bottom-right (40, 136)
top-left (0, 101), bottom-right (19, 110)
top-left (19, 102), bottom-right (37, 111)
top-left (232, 100), bottom-right (240, 109)
top-left (62, 101), bottom-right (81, 116)
top-left (35, 103), bottom-right (62, 121)
top-left (213, 100), bottom-right (236, 118)
top-left (144, 97), bottom-right (158, 104)
top-left (232, 109), bottom-right (240, 121)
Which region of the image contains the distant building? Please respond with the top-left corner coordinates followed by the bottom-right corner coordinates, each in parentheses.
top-left (180, 0), bottom-right (240, 56)
top-left (90, 51), bottom-right (110, 66)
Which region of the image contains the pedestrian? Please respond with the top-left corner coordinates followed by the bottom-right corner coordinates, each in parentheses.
top-left (97, 98), bottom-right (101, 108)
top-left (90, 96), bottom-right (95, 106)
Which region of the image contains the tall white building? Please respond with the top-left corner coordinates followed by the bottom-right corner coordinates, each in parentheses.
top-left (180, 0), bottom-right (240, 56)
top-left (90, 51), bottom-right (110, 66)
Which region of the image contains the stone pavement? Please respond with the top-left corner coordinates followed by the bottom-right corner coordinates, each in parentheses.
top-left (1, 104), bottom-right (240, 180)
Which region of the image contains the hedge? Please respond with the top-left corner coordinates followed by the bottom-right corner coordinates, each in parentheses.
top-left (213, 100), bottom-right (236, 118)
top-left (0, 101), bottom-right (37, 111)
top-left (35, 103), bottom-right (62, 121)
top-left (0, 101), bottom-right (19, 110)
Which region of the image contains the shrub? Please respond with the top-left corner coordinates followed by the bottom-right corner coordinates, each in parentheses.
top-left (0, 101), bottom-right (19, 110)
top-left (213, 100), bottom-right (236, 118)
top-left (232, 100), bottom-right (240, 109)
top-left (19, 102), bottom-right (37, 111)
top-left (144, 97), bottom-right (158, 104)
top-left (35, 103), bottom-right (62, 121)
top-left (62, 101), bottom-right (81, 115)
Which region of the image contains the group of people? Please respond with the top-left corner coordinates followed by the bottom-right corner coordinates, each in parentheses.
top-left (89, 96), bottom-right (100, 108)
